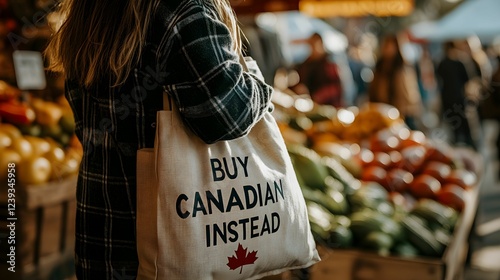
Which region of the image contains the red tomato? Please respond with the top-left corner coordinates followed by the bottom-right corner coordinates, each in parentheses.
top-left (422, 161), bottom-right (452, 184)
top-left (400, 130), bottom-right (427, 149)
top-left (386, 168), bottom-right (414, 192)
top-left (357, 148), bottom-right (375, 167)
top-left (400, 146), bottom-right (427, 173)
top-left (409, 174), bottom-right (441, 199)
top-left (370, 128), bottom-right (401, 152)
top-left (361, 166), bottom-right (388, 187)
top-left (425, 142), bottom-right (454, 165)
top-left (388, 150), bottom-right (403, 168)
top-left (446, 169), bottom-right (477, 190)
top-left (365, 152), bottom-right (392, 169)
top-left (395, 127), bottom-right (411, 141)
top-left (438, 184), bottom-right (466, 212)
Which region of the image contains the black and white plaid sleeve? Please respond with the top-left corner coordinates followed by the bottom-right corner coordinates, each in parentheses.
top-left (160, 0), bottom-right (274, 144)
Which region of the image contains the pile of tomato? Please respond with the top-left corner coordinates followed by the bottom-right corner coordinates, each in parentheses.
top-left (358, 127), bottom-right (478, 213)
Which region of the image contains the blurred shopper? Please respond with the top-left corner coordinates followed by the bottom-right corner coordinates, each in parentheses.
top-left (240, 17), bottom-right (285, 85)
top-left (368, 34), bottom-right (422, 129)
top-left (293, 33), bottom-right (344, 107)
top-left (436, 41), bottom-right (477, 150)
top-left (481, 48), bottom-right (500, 178)
top-left (460, 37), bottom-right (492, 147)
top-left (346, 33), bottom-right (377, 106)
top-left (492, 54), bottom-right (500, 179)
top-left (457, 37), bottom-right (493, 99)
top-left (416, 46), bottom-right (438, 109)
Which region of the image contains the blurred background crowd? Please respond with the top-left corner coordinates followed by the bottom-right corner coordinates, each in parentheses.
top-left (231, 0), bottom-right (500, 179)
top-left (0, 4), bottom-right (498, 195)
top-left (1, 0), bottom-right (499, 161)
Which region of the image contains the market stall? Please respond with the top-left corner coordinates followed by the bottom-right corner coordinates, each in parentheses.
top-left (0, 1), bottom-right (81, 278)
top-left (263, 91), bottom-right (483, 280)
top-left (0, 79), bottom-right (82, 280)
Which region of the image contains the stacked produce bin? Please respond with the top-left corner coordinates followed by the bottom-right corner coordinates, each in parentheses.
top-left (0, 82), bottom-right (82, 279)
top-left (270, 91), bottom-right (482, 280)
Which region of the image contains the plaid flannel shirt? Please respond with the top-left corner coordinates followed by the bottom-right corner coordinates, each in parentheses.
top-left (65, 0), bottom-right (273, 278)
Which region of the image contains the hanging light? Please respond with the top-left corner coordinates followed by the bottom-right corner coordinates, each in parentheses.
top-left (230, 0), bottom-right (299, 15)
top-left (231, 0), bottom-right (414, 17)
top-left (299, 0), bottom-right (415, 18)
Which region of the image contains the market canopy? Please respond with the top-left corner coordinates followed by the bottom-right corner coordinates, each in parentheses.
top-left (410, 0), bottom-right (500, 43)
top-left (231, 0), bottom-right (414, 17)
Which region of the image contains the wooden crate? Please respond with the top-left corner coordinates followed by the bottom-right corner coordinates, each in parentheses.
top-left (308, 184), bottom-right (480, 280)
top-left (0, 176), bottom-right (77, 280)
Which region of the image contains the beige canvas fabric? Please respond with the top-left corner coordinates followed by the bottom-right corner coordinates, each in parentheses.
top-left (136, 98), bottom-right (320, 280)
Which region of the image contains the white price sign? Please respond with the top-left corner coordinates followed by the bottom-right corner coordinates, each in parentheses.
top-left (13, 51), bottom-right (47, 91)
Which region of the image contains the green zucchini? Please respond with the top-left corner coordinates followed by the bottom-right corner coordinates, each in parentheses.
top-left (410, 199), bottom-right (458, 232)
top-left (349, 209), bottom-right (402, 242)
top-left (288, 145), bottom-right (329, 191)
top-left (401, 214), bottom-right (444, 257)
top-left (360, 231), bottom-right (394, 255)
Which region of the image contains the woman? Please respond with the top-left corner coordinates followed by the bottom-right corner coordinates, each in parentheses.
top-left (45, 0), bottom-right (273, 278)
top-left (368, 34), bottom-right (422, 129)
top-left (436, 41), bottom-right (477, 150)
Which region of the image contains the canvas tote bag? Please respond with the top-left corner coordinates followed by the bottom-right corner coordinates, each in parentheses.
top-left (136, 60), bottom-right (320, 280)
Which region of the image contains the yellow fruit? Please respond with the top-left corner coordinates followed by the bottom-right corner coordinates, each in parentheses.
top-left (65, 148), bottom-right (83, 161)
top-left (0, 131), bottom-right (12, 149)
top-left (10, 138), bottom-right (33, 159)
top-left (0, 149), bottom-right (21, 181)
top-left (309, 132), bottom-right (340, 146)
top-left (44, 136), bottom-right (62, 149)
top-left (33, 100), bottom-right (63, 126)
top-left (24, 136), bottom-right (51, 157)
top-left (0, 123), bottom-right (22, 140)
top-left (18, 157), bottom-right (52, 185)
top-left (43, 146), bottom-right (65, 164)
top-left (51, 156), bottom-right (79, 180)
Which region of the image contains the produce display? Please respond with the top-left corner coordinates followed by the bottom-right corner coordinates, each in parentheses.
top-left (0, 82), bottom-right (82, 186)
top-left (277, 98), bottom-right (481, 259)
top-left (1, 81), bottom-right (482, 260)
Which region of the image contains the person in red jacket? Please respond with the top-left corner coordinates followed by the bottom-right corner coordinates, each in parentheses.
top-left (293, 33), bottom-right (344, 107)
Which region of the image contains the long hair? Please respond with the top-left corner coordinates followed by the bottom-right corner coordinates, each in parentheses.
top-left (210, 0), bottom-right (242, 53)
top-left (375, 35), bottom-right (405, 73)
top-left (369, 34), bottom-right (406, 104)
top-left (45, 0), bottom-right (241, 88)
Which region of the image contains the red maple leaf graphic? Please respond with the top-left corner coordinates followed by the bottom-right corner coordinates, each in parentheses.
top-left (227, 243), bottom-right (258, 274)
